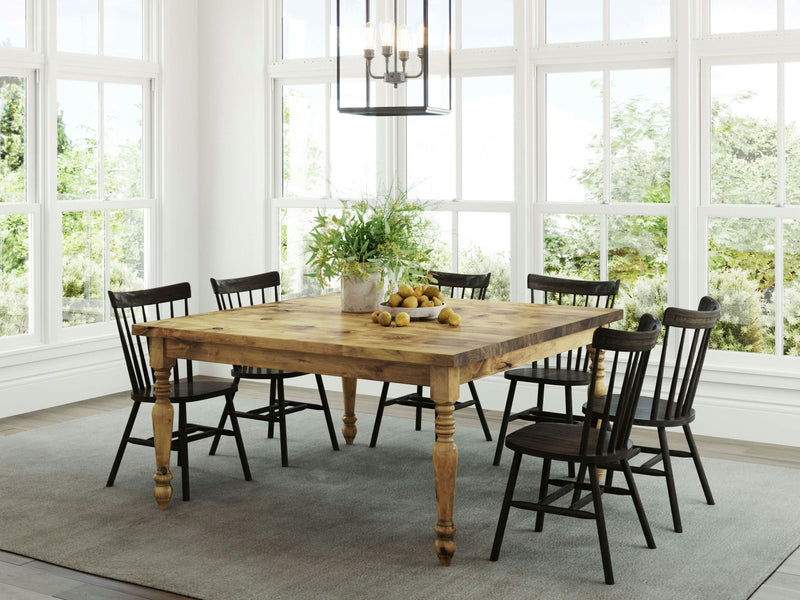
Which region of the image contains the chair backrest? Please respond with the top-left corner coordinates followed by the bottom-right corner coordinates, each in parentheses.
top-left (582, 313), bottom-right (661, 458)
top-left (528, 274), bottom-right (621, 372)
top-left (210, 271), bottom-right (281, 310)
top-left (108, 282), bottom-right (193, 395)
top-left (650, 296), bottom-right (720, 421)
top-left (429, 270), bottom-right (491, 299)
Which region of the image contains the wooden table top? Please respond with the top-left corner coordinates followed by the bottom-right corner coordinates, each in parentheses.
top-left (132, 293), bottom-right (622, 369)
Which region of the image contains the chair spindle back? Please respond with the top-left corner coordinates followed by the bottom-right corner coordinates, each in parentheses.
top-left (429, 270), bottom-right (491, 299)
top-left (581, 313), bottom-right (660, 457)
top-left (108, 282), bottom-right (193, 396)
top-left (650, 296), bottom-right (720, 421)
top-left (527, 274), bottom-right (621, 372)
top-left (210, 271), bottom-right (281, 310)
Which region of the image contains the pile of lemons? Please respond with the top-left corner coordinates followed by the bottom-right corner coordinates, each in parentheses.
top-left (371, 283), bottom-right (462, 328)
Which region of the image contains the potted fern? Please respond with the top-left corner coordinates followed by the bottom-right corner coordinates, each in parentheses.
top-left (305, 188), bottom-right (434, 312)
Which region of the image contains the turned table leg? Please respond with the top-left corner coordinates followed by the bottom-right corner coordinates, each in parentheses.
top-left (588, 341), bottom-right (608, 480)
top-left (430, 366), bottom-right (459, 566)
top-left (149, 338), bottom-right (176, 509)
top-left (341, 377), bottom-right (358, 445)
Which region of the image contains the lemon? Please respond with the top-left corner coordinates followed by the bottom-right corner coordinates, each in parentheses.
top-left (395, 312), bottom-right (410, 327)
top-left (402, 295), bottom-right (419, 308)
top-left (387, 293), bottom-right (403, 307)
top-left (378, 311), bottom-right (392, 326)
top-left (438, 307), bottom-right (453, 324)
top-left (397, 284), bottom-right (414, 298)
top-left (448, 313), bottom-right (462, 327)
top-left (370, 310), bottom-right (382, 323)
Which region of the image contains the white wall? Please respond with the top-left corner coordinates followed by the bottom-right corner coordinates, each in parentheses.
top-left (197, 0), bottom-right (266, 314)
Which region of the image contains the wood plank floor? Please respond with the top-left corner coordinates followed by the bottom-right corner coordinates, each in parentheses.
top-left (0, 380), bottom-right (798, 600)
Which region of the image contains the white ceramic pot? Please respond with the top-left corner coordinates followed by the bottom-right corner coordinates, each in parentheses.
top-left (341, 271), bottom-right (384, 313)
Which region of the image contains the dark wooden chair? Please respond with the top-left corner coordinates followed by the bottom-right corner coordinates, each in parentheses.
top-left (491, 314), bottom-right (661, 585)
top-left (368, 270), bottom-right (493, 448)
top-left (208, 271), bottom-right (339, 467)
top-left (492, 274), bottom-right (620, 466)
top-left (584, 296), bottom-right (720, 533)
top-left (107, 282), bottom-right (251, 501)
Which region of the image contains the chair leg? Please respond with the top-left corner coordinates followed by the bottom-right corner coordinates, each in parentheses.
top-left (565, 388), bottom-right (575, 477)
top-left (415, 386), bottom-right (424, 431)
top-left (267, 379), bottom-right (277, 439)
top-left (684, 424), bottom-right (715, 505)
top-left (658, 426), bottom-right (682, 533)
top-left (106, 401), bottom-right (141, 487)
top-left (277, 378), bottom-right (289, 467)
top-left (178, 403), bottom-right (190, 501)
top-left (535, 458), bottom-right (551, 532)
top-left (209, 377), bottom-right (238, 456)
top-left (468, 381), bottom-right (492, 442)
top-left (588, 465), bottom-right (613, 585)
top-left (490, 451), bottom-right (522, 561)
top-left (369, 382), bottom-right (392, 448)
top-left (571, 462), bottom-right (587, 505)
top-left (620, 459), bottom-right (656, 549)
top-left (315, 374), bottom-right (339, 451)
top-left (225, 392), bottom-right (251, 481)
top-left (493, 380), bottom-right (517, 466)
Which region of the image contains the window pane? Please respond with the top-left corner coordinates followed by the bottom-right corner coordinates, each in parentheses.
top-left (610, 0), bottom-right (671, 39)
top-left (788, 0), bottom-right (800, 29)
top-left (0, 76), bottom-right (26, 203)
top-left (426, 211), bottom-right (453, 271)
top-left (546, 0), bottom-right (602, 43)
top-left (544, 214), bottom-right (601, 278)
top-left (0, 0), bottom-right (26, 47)
top-left (283, 0), bottom-right (326, 59)
top-left (104, 0), bottom-right (142, 59)
top-left (407, 109), bottom-right (455, 200)
top-left (708, 217), bottom-right (774, 353)
top-left (110, 209), bottom-right (145, 292)
top-left (104, 83), bottom-right (143, 199)
top-left (283, 85), bottom-right (326, 198)
top-left (787, 63), bottom-right (800, 205)
top-left (0, 214), bottom-right (30, 336)
top-left (458, 212), bottom-right (510, 301)
top-left (609, 215), bottom-right (668, 329)
top-left (62, 210), bottom-right (103, 327)
top-left (57, 0), bottom-right (99, 54)
top-left (710, 0), bottom-right (776, 33)
top-left (610, 68), bottom-right (671, 203)
top-left (281, 207), bottom-right (324, 298)
top-left (57, 80), bottom-right (99, 201)
top-left (462, 76), bottom-right (513, 201)
top-left (546, 71), bottom-right (602, 203)
top-left (462, 0), bottom-right (513, 47)
top-left (710, 64), bottom-right (777, 205)
top-left (785, 219), bottom-right (800, 354)
top-left (330, 88), bottom-right (376, 198)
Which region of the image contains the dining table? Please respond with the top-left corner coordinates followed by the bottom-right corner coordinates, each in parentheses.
top-left (131, 292), bottom-right (622, 566)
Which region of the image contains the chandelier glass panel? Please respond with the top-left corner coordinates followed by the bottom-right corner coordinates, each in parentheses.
top-left (336, 0), bottom-right (452, 116)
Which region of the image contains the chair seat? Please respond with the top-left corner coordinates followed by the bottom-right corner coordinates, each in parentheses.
top-left (505, 422), bottom-right (633, 464)
top-left (584, 395), bottom-right (696, 428)
top-left (232, 366), bottom-right (309, 380)
top-left (134, 380), bottom-right (237, 404)
top-left (504, 366), bottom-right (591, 387)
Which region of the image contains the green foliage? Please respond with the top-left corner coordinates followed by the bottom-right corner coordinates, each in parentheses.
top-left (305, 188), bottom-right (434, 290)
top-left (459, 245), bottom-right (510, 301)
top-left (0, 77), bottom-right (25, 203)
top-left (708, 268), bottom-right (768, 353)
top-left (783, 283), bottom-right (800, 356)
top-left (619, 274), bottom-right (667, 333)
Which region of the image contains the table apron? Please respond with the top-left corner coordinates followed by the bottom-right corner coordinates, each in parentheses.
top-left (163, 326), bottom-right (596, 389)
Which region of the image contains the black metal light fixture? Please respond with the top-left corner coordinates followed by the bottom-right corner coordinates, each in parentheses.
top-left (336, 0), bottom-right (451, 116)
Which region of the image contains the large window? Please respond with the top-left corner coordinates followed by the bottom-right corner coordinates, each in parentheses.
top-left (0, 0), bottom-right (156, 346)
top-left (541, 65), bottom-right (671, 329)
top-left (702, 60), bottom-right (800, 355)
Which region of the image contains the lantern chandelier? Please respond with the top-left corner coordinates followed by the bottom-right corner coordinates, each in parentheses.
top-left (336, 0), bottom-right (452, 116)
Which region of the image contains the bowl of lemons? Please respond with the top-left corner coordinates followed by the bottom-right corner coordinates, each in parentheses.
top-left (378, 283), bottom-right (446, 321)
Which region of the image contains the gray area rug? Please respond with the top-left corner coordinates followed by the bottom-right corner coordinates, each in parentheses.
top-left (0, 397), bottom-right (797, 600)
